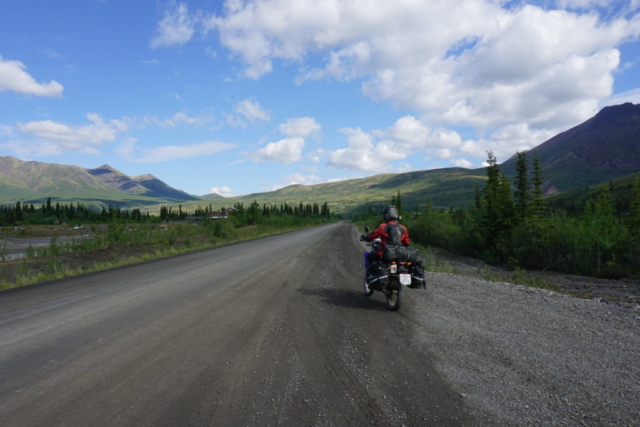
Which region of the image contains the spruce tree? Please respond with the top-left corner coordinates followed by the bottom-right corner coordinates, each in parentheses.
top-left (514, 151), bottom-right (530, 223)
top-left (481, 151), bottom-right (501, 237)
top-left (628, 178), bottom-right (640, 236)
top-left (531, 152), bottom-right (546, 217)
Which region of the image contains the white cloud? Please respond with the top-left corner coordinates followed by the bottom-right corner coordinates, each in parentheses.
top-left (150, 2), bottom-right (197, 49)
top-left (203, 0), bottom-right (640, 142)
top-left (451, 158), bottom-right (474, 168)
top-left (0, 56), bottom-right (64, 97)
top-left (459, 124), bottom-right (557, 163)
top-left (210, 186), bottom-right (234, 197)
top-left (17, 113), bottom-right (126, 149)
top-left (126, 141), bottom-right (236, 163)
top-left (323, 116), bottom-right (466, 172)
top-left (246, 137), bottom-right (304, 164)
top-left (327, 128), bottom-right (389, 172)
top-left (233, 99), bottom-right (270, 123)
top-left (245, 116), bottom-right (322, 163)
top-left (278, 117), bottom-right (321, 139)
top-left (326, 177), bottom-right (353, 183)
top-left (140, 59), bottom-right (160, 66)
top-left (269, 173), bottom-right (323, 190)
top-left (4, 110), bottom-right (220, 158)
top-left (150, 111), bottom-right (214, 128)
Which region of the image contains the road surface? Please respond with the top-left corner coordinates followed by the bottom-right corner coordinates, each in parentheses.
top-left (0, 222), bottom-right (473, 426)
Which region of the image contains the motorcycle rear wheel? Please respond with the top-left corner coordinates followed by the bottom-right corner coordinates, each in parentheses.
top-left (386, 278), bottom-right (402, 311)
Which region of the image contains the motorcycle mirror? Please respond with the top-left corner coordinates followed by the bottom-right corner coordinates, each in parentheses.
top-left (365, 226), bottom-right (370, 233)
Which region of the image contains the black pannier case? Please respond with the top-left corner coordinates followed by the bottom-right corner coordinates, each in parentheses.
top-left (382, 246), bottom-right (420, 262)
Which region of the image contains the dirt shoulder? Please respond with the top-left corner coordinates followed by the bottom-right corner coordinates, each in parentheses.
top-left (425, 247), bottom-right (640, 307)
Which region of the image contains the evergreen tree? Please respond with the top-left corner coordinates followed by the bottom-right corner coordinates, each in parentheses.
top-left (514, 151), bottom-right (530, 222)
top-left (531, 152), bottom-right (546, 217)
top-left (585, 188), bottom-right (617, 273)
top-left (15, 201), bottom-right (23, 222)
top-left (497, 173), bottom-right (514, 233)
top-left (627, 178), bottom-right (640, 236)
top-left (481, 151), bottom-right (501, 237)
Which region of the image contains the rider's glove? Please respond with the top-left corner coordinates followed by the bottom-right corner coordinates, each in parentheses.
top-left (359, 235), bottom-right (366, 241)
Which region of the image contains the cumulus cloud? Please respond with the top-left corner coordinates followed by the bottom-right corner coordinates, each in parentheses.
top-left (278, 117), bottom-right (321, 139)
top-left (327, 127), bottom-right (389, 172)
top-left (245, 115), bottom-right (322, 163)
top-left (17, 113), bottom-right (127, 151)
top-left (199, 0), bottom-right (640, 151)
top-left (210, 186), bottom-right (234, 197)
top-left (459, 124), bottom-right (557, 163)
top-left (0, 56), bottom-right (64, 97)
top-left (151, 1), bottom-right (640, 168)
top-left (324, 115), bottom-right (466, 172)
top-left (150, 2), bottom-right (197, 48)
top-left (246, 137), bottom-right (304, 163)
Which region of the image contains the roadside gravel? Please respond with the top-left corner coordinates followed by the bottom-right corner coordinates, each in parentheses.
top-left (355, 226), bottom-right (640, 426)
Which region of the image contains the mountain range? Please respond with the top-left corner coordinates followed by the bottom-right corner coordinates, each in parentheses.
top-left (1, 103), bottom-right (639, 213)
top-left (0, 157), bottom-right (204, 208)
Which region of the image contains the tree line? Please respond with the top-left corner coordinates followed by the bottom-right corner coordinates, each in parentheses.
top-left (0, 198), bottom-right (335, 227)
top-left (357, 151), bottom-right (640, 278)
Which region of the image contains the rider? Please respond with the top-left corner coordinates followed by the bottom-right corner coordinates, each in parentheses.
top-left (362, 205), bottom-right (410, 278)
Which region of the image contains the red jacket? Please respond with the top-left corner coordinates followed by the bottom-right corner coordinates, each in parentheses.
top-left (366, 220), bottom-right (410, 258)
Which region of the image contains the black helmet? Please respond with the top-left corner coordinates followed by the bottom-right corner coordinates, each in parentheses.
top-left (383, 205), bottom-right (399, 222)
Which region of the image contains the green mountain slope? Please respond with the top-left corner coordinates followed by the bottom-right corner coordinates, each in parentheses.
top-left (174, 167), bottom-right (487, 214)
top-left (0, 156), bottom-right (200, 208)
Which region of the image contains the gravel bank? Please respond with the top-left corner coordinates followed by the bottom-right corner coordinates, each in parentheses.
top-left (412, 273), bottom-right (640, 426)
top-left (353, 225), bottom-right (639, 425)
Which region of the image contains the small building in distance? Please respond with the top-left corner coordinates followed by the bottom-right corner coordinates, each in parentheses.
top-left (209, 207), bottom-right (237, 220)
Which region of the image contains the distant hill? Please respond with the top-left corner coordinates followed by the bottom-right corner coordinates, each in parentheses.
top-left (177, 168), bottom-right (487, 214)
top-left (500, 103), bottom-right (640, 193)
top-left (0, 156), bottom-right (200, 208)
top-left (200, 192), bottom-right (224, 200)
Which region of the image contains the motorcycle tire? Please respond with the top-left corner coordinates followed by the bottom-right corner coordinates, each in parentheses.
top-left (363, 278), bottom-right (374, 297)
top-left (385, 278), bottom-right (402, 311)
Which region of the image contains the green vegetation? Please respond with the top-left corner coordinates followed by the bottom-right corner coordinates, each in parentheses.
top-left (178, 168), bottom-right (486, 216)
top-left (546, 171), bottom-right (640, 216)
top-left (0, 200), bottom-right (338, 290)
top-left (355, 152), bottom-right (640, 279)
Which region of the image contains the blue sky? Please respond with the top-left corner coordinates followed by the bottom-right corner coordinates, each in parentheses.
top-left (1, 0), bottom-right (640, 198)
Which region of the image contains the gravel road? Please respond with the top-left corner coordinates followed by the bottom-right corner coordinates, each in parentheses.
top-left (0, 222), bottom-right (638, 426)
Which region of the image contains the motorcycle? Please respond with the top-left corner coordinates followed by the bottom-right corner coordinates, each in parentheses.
top-left (360, 227), bottom-right (423, 311)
